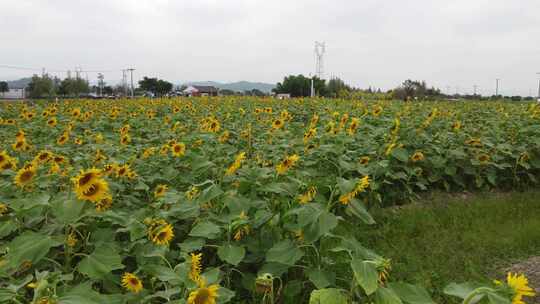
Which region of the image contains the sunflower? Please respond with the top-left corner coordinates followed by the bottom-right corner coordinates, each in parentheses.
top-left (186, 186), bottom-right (200, 200)
top-left (1, 157), bottom-right (17, 171)
top-left (12, 139), bottom-right (26, 151)
top-left (35, 150), bottom-right (53, 164)
top-left (103, 163), bottom-right (117, 176)
top-left (14, 165), bottom-right (37, 188)
top-left (452, 120), bottom-right (461, 131)
top-left (116, 164), bottom-right (130, 177)
top-left (121, 272), bottom-right (143, 293)
top-left (76, 179), bottom-right (109, 202)
top-left (303, 128), bottom-right (317, 144)
top-left (359, 156), bottom-right (370, 165)
top-left (347, 117), bottom-right (360, 135)
top-left (298, 186), bottom-right (317, 204)
top-left (0, 151), bottom-right (10, 167)
top-left (271, 119), bottom-right (284, 130)
top-left (187, 280), bottom-right (219, 304)
top-left (47, 117), bottom-right (57, 127)
top-left (120, 134), bottom-right (131, 145)
top-left (75, 138), bottom-right (83, 145)
top-left (478, 153), bottom-right (490, 164)
top-left (15, 129), bottom-right (25, 140)
top-left (411, 151), bottom-right (425, 162)
top-left (372, 105), bottom-right (383, 117)
top-left (71, 108), bottom-right (81, 118)
top-left (142, 147), bottom-right (155, 159)
top-left (189, 253), bottom-right (203, 283)
top-left (505, 273), bottom-right (535, 304)
top-left (72, 168), bottom-right (102, 193)
top-left (150, 223), bottom-right (174, 246)
top-left (0, 203), bottom-right (8, 215)
top-left (276, 154), bottom-right (300, 175)
top-left (218, 131), bottom-right (230, 143)
top-left (154, 184), bottom-right (168, 198)
top-left (57, 132), bottom-right (69, 145)
top-left (171, 143), bottom-right (186, 157)
top-left (225, 152), bottom-right (246, 176)
top-left (95, 195), bottom-right (113, 212)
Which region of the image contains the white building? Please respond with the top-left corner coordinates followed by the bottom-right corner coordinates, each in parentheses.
top-left (2, 88), bottom-right (25, 99)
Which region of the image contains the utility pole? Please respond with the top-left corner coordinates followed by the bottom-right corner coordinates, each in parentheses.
top-left (127, 68), bottom-right (135, 98)
top-left (97, 73), bottom-right (104, 97)
top-left (496, 78), bottom-right (500, 97)
top-left (537, 73), bottom-right (540, 101)
top-left (122, 70), bottom-right (128, 96)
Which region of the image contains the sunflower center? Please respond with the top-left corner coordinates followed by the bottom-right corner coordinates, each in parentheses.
top-left (84, 184), bottom-right (100, 196)
top-left (20, 170), bottom-right (34, 182)
top-left (194, 288), bottom-right (210, 304)
top-left (79, 173), bottom-right (94, 187)
top-left (129, 278), bottom-right (139, 285)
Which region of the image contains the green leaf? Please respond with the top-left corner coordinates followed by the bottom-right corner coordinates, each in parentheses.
top-left (77, 244), bottom-right (124, 280)
top-left (50, 195), bottom-right (86, 224)
top-left (196, 184), bottom-right (223, 204)
top-left (189, 221), bottom-right (221, 239)
top-left (307, 268), bottom-right (335, 289)
top-left (217, 244), bottom-right (245, 266)
top-left (443, 283), bottom-right (478, 299)
top-left (392, 148), bottom-right (409, 162)
top-left (388, 283), bottom-right (434, 304)
top-left (5, 231), bottom-right (61, 268)
top-left (58, 283), bottom-right (124, 304)
top-left (266, 240), bottom-right (304, 266)
top-left (348, 200), bottom-right (375, 225)
top-left (351, 259), bottom-right (379, 295)
top-left (0, 220), bottom-right (16, 238)
top-left (375, 286), bottom-right (403, 304)
top-left (309, 288), bottom-right (348, 304)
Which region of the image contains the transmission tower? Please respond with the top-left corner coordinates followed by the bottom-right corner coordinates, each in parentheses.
top-left (314, 41), bottom-right (326, 79)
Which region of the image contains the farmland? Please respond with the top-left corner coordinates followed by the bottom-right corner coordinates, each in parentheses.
top-left (0, 97), bottom-right (538, 303)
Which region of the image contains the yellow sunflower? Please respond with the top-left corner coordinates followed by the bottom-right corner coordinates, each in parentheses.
top-left (14, 165), bottom-right (37, 188)
top-left (271, 119), bottom-right (284, 130)
top-left (76, 179), bottom-right (109, 203)
top-left (276, 154), bottom-right (300, 175)
top-left (359, 156), bottom-right (370, 165)
top-left (171, 143), bottom-right (186, 157)
top-left (506, 273), bottom-right (535, 304)
top-left (187, 280), bottom-right (219, 304)
top-left (57, 132), bottom-right (69, 145)
top-left (47, 117), bottom-right (57, 127)
top-left (154, 184), bottom-right (168, 198)
top-left (189, 252), bottom-right (203, 283)
top-left (121, 272), bottom-right (143, 293)
top-left (72, 168), bottom-right (102, 193)
top-left (411, 151), bottom-right (425, 162)
top-left (150, 223), bottom-right (174, 246)
top-left (95, 195), bottom-right (113, 212)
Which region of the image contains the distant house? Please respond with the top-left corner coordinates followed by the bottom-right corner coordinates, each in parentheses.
top-left (275, 93), bottom-right (291, 100)
top-left (2, 87), bottom-right (26, 99)
top-left (183, 85), bottom-right (218, 97)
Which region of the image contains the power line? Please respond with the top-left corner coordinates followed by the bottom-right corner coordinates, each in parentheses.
top-left (0, 64), bottom-right (122, 74)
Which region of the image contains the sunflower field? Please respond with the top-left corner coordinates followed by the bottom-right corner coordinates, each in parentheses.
top-left (0, 97), bottom-right (538, 304)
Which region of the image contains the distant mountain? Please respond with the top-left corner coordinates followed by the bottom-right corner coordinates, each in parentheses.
top-left (185, 81), bottom-right (275, 93)
top-left (5, 78), bottom-right (32, 89)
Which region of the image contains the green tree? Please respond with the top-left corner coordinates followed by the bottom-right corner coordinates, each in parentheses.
top-left (58, 78), bottom-right (89, 97)
top-left (393, 79), bottom-right (440, 101)
top-left (139, 77), bottom-right (173, 96)
top-left (27, 75), bottom-right (55, 98)
top-left (0, 81), bottom-right (8, 97)
top-left (326, 77), bottom-right (351, 98)
top-left (273, 75), bottom-right (326, 97)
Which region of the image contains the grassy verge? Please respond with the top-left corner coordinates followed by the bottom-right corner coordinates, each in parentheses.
top-left (354, 191), bottom-right (540, 302)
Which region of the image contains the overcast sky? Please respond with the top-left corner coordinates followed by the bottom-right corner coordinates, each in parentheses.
top-left (1, 0), bottom-right (540, 96)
